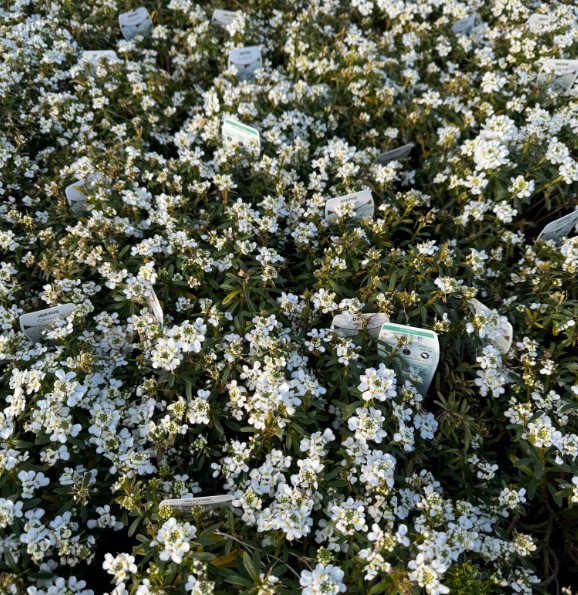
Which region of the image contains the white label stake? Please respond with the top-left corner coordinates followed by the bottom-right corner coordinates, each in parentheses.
top-left (452, 15), bottom-right (477, 35)
top-left (331, 313), bottom-right (389, 338)
top-left (212, 9), bottom-right (239, 27)
top-left (376, 143), bottom-right (414, 165)
top-left (325, 190), bottom-right (374, 224)
top-left (119, 7), bottom-right (153, 41)
top-left (537, 60), bottom-right (578, 95)
top-left (145, 285), bottom-right (164, 327)
top-left (160, 495), bottom-right (233, 512)
top-left (537, 210), bottom-right (578, 243)
top-left (20, 304), bottom-right (77, 343)
top-left (527, 14), bottom-right (552, 31)
top-left (227, 46), bottom-right (262, 80)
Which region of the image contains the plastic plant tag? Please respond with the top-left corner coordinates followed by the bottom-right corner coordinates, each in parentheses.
top-left (160, 495), bottom-right (233, 513)
top-left (331, 313), bottom-right (389, 338)
top-left (378, 323), bottom-right (440, 395)
top-left (537, 60), bottom-right (578, 95)
top-left (376, 143), bottom-right (414, 165)
top-left (325, 189), bottom-right (374, 224)
top-left (212, 9), bottom-right (239, 27)
top-left (468, 299), bottom-right (513, 355)
top-left (227, 46), bottom-right (262, 80)
top-left (144, 285), bottom-right (163, 327)
top-left (527, 14), bottom-right (551, 31)
top-left (452, 15), bottom-right (477, 35)
top-left (119, 6), bottom-right (152, 41)
top-left (65, 180), bottom-right (88, 216)
top-left (20, 304), bottom-right (77, 343)
top-left (82, 50), bottom-right (118, 63)
top-left (537, 210), bottom-right (578, 243)
top-left (222, 119), bottom-right (261, 156)
top-left (65, 173), bottom-right (104, 215)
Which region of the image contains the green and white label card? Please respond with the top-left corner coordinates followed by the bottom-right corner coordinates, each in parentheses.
top-left (222, 119), bottom-right (261, 156)
top-left (20, 303), bottom-right (77, 343)
top-left (378, 323), bottom-right (440, 394)
top-left (325, 189), bottom-right (374, 224)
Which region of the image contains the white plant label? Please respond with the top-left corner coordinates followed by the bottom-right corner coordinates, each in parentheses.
top-left (376, 143), bottom-right (414, 165)
top-left (325, 189), bottom-right (374, 224)
top-left (228, 46), bottom-right (262, 80)
top-left (537, 60), bottom-right (578, 95)
top-left (537, 210), bottom-right (578, 243)
top-left (160, 495), bottom-right (233, 512)
top-left (212, 9), bottom-right (238, 27)
top-left (331, 313), bottom-right (389, 338)
top-left (82, 50), bottom-right (118, 63)
top-left (378, 323), bottom-right (440, 395)
top-left (20, 304), bottom-right (77, 343)
top-left (452, 15), bottom-right (477, 35)
top-left (119, 6), bottom-right (152, 41)
top-left (468, 299), bottom-right (513, 355)
top-left (527, 14), bottom-right (551, 31)
top-left (65, 173), bottom-right (104, 215)
top-left (65, 180), bottom-right (88, 216)
top-left (222, 119), bottom-right (261, 156)
top-left (145, 285), bottom-right (163, 327)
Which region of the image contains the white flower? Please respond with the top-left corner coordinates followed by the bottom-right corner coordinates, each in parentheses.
top-left (102, 553), bottom-right (137, 585)
top-left (152, 517), bottom-right (197, 564)
top-left (358, 364), bottom-right (397, 402)
top-left (348, 407), bottom-right (387, 443)
top-left (299, 564), bottom-right (346, 594)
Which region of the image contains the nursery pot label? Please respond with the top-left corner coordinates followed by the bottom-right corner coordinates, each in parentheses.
top-left (537, 60), bottom-right (578, 95)
top-left (332, 312), bottom-right (389, 338)
top-left (20, 304), bottom-right (77, 343)
top-left (212, 9), bottom-right (239, 27)
top-left (160, 495), bottom-right (234, 512)
top-left (222, 119), bottom-right (261, 156)
top-left (527, 14), bottom-right (551, 31)
top-left (452, 15), bottom-right (477, 35)
top-left (325, 189), bottom-right (374, 224)
top-left (228, 46), bottom-right (262, 80)
top-left (378, 323), bottom-right (440, 395)
top-left (376, 143), bottom-right (414, 165)
top-left (119, 7), bottom-right (152, 41)
top-left (537, 210), bottom-right (578, 243)
top-left (145, 285), bottom-right (164, 327)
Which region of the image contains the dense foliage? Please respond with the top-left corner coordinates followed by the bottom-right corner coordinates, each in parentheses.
top-left (1, 0), bottom-right (578, 593)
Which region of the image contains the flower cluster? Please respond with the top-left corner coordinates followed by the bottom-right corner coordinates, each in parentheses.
top-left (1, 0), bottom-right (578, 593)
